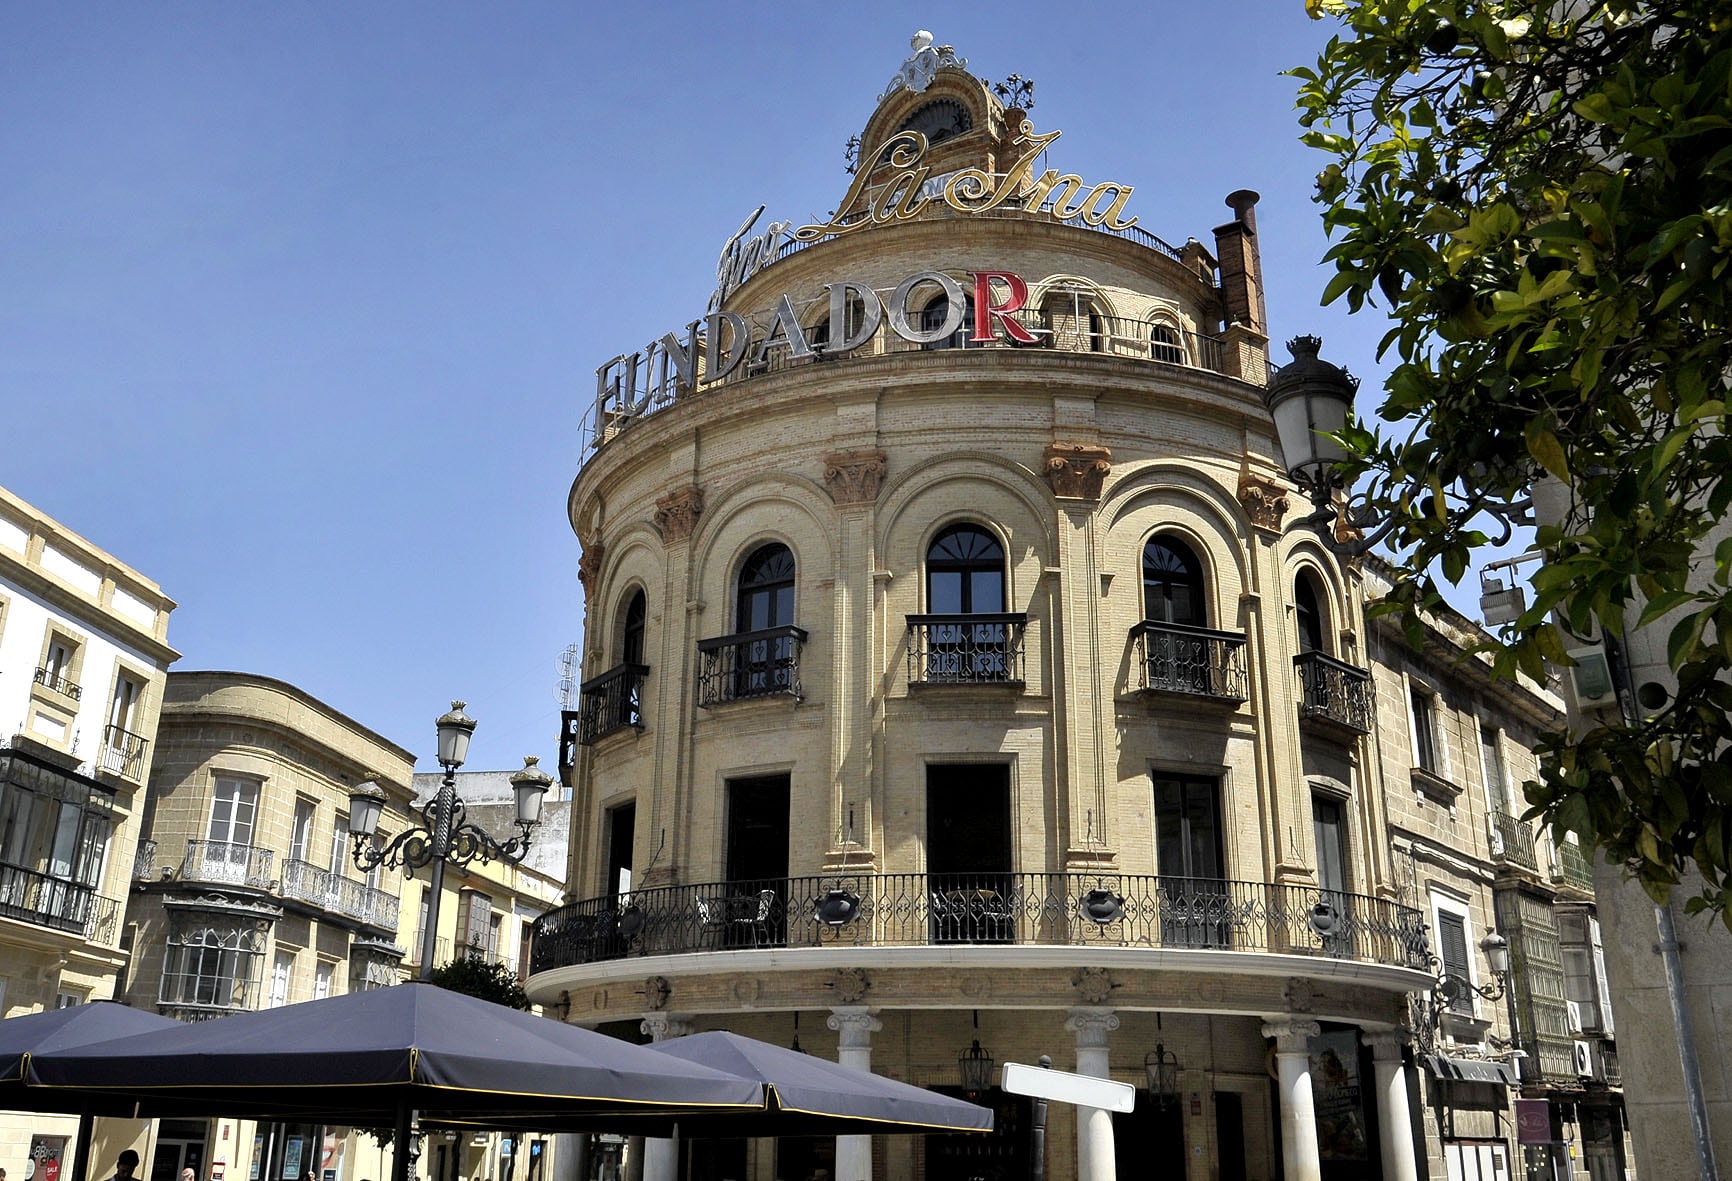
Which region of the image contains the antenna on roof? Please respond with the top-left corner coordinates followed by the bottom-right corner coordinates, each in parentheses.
top-left (556, 643), bottom-right (580, 710)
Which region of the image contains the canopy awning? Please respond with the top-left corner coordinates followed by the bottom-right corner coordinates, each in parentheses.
top-left (1420, 1053), bottom-right (1519, 1086)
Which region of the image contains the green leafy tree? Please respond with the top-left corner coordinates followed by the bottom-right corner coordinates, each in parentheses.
top-left (1293, 0), bottom-right (1732, 924)
top-left (428, 949), bottom-right (532, 1010)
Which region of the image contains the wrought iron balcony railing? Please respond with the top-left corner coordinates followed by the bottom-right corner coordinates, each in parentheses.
top-left (1129, 621), bottom-right (1249, 701)
top-left (697, 626), bottom-right (808, 706)
top-left (33, 667), bottom-right (82, 700)
top-left (180, 839), bottom-right (274, 890)
top-left (0, 861), bottom-right (121, 942)
top-left (528, 872), bottom-right (1428, 977)
top-left (906, 614), bottom-right (1028, 685)
top-left (279, 858), bottom-right (400, 929)
top-left (578, 663), bottom-right (649, 744)
top-left (1490, 810), bottom-right (1540, 873)
top-left (99, 724), bottom-right (149, 779)
top-left (1294, 651), bottom-right (1374, 733)
top-left (133, 838), bottom-right (158, 882)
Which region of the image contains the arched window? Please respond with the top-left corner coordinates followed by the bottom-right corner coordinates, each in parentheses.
top-left (732, 543), bottom-right (798, 698)
top-left (1142, 536), bottom-right (1206, 626)
top-left (1295, 573), bottom-right (1325, 655)
top-left (621, 590), bottom-right (647, 665)
top-left (1150, 323), bottom-right (1185, 365)
top-left (920, 292), bottom-right (978, 351)
top-left (927, 525), bottom-right (1005, 613)
top-left (736, 543), bottom-right (796, 631)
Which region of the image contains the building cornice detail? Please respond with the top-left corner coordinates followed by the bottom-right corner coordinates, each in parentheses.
top-left (653, 486), bottom-right (705, 545)
top-left (1044, 442), bottom-right (1112, 501)
top-left (823, 450), bottom-right (888, 506)
top-left (1237, 472), bottom-right (1290, 533)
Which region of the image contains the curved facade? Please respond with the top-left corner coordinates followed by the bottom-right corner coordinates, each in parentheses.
top-left (534, 40), bottom-right (1442, 1181)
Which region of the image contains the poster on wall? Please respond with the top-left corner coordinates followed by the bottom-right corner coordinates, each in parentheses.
top-left (282, 1139), bottom-right (304, 1181)
top-left (319, 1129), bottom-right (345, 1181)
top-left (28, 1136), bottom-right (67, 1181)
top-left (1308, 1029), bottom-right (1369, 1161)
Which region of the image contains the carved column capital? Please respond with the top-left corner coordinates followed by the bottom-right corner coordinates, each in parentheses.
top-left (1261, 1018), bottom-right (1323, 1050)
top-left (1237, 472), bottom-right (1291, 533)
top-left (653, 485), bottom-right (705, 544)
top-left (827, 1005), bottom-right (883, 1048)
top-left (824, 449), bottom-right (888, 506)
top-left (577, 539), bottom-right (606, 595)
top-left (640, 1013), bottom-right (693, 1042)
top-left (1363, 1028), bottom-right (1409, 1060)
top-left (1064, 1007), bottom-right (1120, 1048)
top-left (1044, 443), bottom-right (1113, 501)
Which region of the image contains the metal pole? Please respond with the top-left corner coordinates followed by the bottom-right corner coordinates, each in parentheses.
top-left (1655, 901), bottom-right (1720, 1181)
top-left (419, 767), bottom-right (456, 981)
top-left (1029, 1055), bottom-right (1051, 1181)
top-left (391, 1105), bottom-right (413, 1181)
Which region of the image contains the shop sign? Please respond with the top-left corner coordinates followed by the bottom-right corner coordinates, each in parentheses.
top-left (1515, 1098), bottom-right (1551, 1145)
top-left (590, 268), bottom-right (1035, 445)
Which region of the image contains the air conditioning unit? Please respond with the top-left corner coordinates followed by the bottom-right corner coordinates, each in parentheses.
top-left (1573, 1039), bottom-right (1604, 1081)
top-left (1566, 1001), bottom-right (1584, 1034)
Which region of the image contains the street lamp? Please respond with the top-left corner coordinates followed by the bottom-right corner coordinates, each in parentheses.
top-left (349, 701), bottom-right (553, 979)
top-left (1412, 929), bottom-right (1512, 1054)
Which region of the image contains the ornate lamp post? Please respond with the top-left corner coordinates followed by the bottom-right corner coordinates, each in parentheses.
top-left (348, 701), bottom-right (553, 980)
top-left (1412, 930), bottom-right (1512, 1055)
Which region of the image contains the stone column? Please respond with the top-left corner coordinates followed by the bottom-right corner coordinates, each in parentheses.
top-left (1261, 1019), bottom-right (1323, 1181)
top-left (828, 1006), bottom-right (884, 1181)
top-left (1365, 1029), bottom-right (1419, 1181)
top-left (1066, 1008), bottom-right (1120, 1181)
top-left (639, 1015), bottom-right (693, 1181)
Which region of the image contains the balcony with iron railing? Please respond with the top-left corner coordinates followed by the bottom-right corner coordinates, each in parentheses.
top-left (0, 861), bottom-right (123, 943)
top-left (697, 626), bottom-right (808, 707)
top-left (133, 838), bottom-right (158, 882)
top-left (279, 858), bottom-right (400, 930)
top-left (98, 724), bottom-right (149, 780)
top-left (578, 663), bottom-right (649, 744)
top-left (1490, 810), bottom-right (1541, 873)
top-left (180, 839), bottom-right (274, 890)
top-left (1294, 652), bottom-right (1373, 734)
top-left (1128, 621), bottom-right (1248, 702)
top-left (906, 614), bottom-right (1028, 686)
top-left (528, 872), bottom-right (1428, 978)
top-left (32, 667), bottom-right (83, 700)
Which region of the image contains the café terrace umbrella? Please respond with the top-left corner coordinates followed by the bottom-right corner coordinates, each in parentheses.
top-left (26, 983), bottom-right (765, 1181)
top-left (443, 1030), bottom-right (995, 1138)
top-left (0, 1002), bottom-right (184, 1181)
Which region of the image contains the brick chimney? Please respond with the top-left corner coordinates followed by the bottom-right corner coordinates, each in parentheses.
top-left (1213, 189), bottom-right (1266, 335)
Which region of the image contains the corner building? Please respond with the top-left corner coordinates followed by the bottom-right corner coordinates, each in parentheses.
top-left (533, 39), bottom-right (1440, 1181)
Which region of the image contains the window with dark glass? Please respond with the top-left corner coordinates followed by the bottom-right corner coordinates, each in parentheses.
top-left (622, 590), bottom-right (647, 665)
top-left (1150, 323), bottom-right (1185, 364)
top-left (920, 292), bottom-right (977, 350)
top-left (1154, 775), bottom-right (1229, 947)
top-left (1143, 537), bottom-right (1205, 625)
top-left (923, 525), bottom-right (1010, 681)
top-left (1435, 909), bottom-right (1474, 1013)
top-left (1411, 686), bottom-right (1440, 774)
top-left (1295, 574), bottom-right (1324, 654)
top-left (734, 543), bottom-right (798, 696)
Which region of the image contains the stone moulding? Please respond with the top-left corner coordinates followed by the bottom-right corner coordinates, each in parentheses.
top-left (653, 486), bottom-right (705, 544)
top-left (577, 538), bottom-right (605, 593)
top-left (1044, 442), bottom-right (1112, 501)
top-left (823, 449), bottom-right (889, 506)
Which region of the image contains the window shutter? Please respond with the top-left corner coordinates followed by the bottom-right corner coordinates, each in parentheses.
top-left (1437, 911), bottom-right (1473, 1012)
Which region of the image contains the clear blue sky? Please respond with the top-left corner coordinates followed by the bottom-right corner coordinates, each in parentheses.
top-left (0, 2), bottom-right (1458, 772)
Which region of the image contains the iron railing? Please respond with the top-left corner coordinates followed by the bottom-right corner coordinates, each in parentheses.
top-left (133, 838), bottom-right (158, 882)
top-left (0, 862), bottom-right (121, 942)
top-left (906, 614), bottom-right (1028, 685)
top-left (697, 626), bottom-right (808, 706)
top-left (411, 932), bottom-right (453, 967)
top-left (180, 839), bottom-right (274, 890)
top-left (1294, 652), bottom-right (1374, 733)
top-left (1129, 621), bottom-right (1248, 701)
top-left (99, 724), bottom-right (149, 779)
top-left (279, 858), bottom-right (400, 929)
top-left (1490, 810), bottom-right (1540, 873)
top-left (33, 667), bottom-right (82, 700)
top-left (578, 663), bottom-right (649, 744)
top-left (529, 872), bottom-right (1428, 976)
